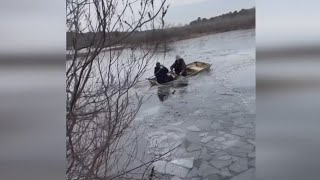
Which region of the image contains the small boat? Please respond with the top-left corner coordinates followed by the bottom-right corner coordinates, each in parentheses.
top-left (147, 61), bottom-right (212, 86)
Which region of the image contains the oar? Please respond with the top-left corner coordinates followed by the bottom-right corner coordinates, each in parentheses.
top-left (145, 75), bottom-right (155, 80)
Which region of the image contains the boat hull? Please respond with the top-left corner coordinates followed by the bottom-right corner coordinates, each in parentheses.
top-left (147, 61), bottom-right (211, 86)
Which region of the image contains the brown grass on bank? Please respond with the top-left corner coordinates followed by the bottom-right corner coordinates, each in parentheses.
top-left (66, 8), bottom-right (255, 51)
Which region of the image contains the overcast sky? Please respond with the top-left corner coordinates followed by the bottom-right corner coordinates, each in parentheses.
top-left (3, 0), bottom-right (319, 54)
top-left (0, 0), bottom-right (254, 54)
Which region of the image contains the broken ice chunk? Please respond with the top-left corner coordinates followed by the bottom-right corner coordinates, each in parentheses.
top-left (186, 125), bottom-right (201, 132)
top-left (219, 167), bottom-right (232, 177)
top-left (249, 159), bottom-right (255, 167)
top-left (187, 167), bottom-right (200, 177)
top-left (248, 152), bottom-right (255, 158)
top-left (170, 157), bottom-right (194, 169)
top-left (232, 156), bottom-right (241, 162)
top-left (153, 161), bottom-right (190, 178)
top-left (171, 176), bottom-right (183, 180)
top-left (199, 132), bottom-right (208, 137)
top-left (187, 143), bottom-right (202, 152)
top-left (214, 137), bottom-right (226, 142)
top-left (200, 147), bottom-right (208, 155)
top-left (224, 134), bottom-right (239, 140)
top-left (232, 141), bottom-right (254, 151)
top-left (229, 158), bottom-right (248, 173)
top-left (190, 150), bottom-right (201, 159)
top-left (239, 123), bottom-right (254, 129)
top-left (200, 136), bottom-right (215, 144)
top-left (230, 168), bottom-right (254, 180)
top-left (214, 151), bottom-right (228, 157)
top-left (210, 159), bottom-right (232, 169)
top-left (198, 161), bottom-right (219, 176)
top-left (153, 161), bottom-right (168, 174)
top-left (217, 155), bottom-right (232, 161)
top-left (231, 128), bottom-right (248, 136)
top-left (211, 122), bottom-right (221, 130)
top-left (191, 178), bottom-right (201, 180)
top-left (222, 139), bottom-right (239, 147)
top-left (172, 121), bottom-right (184, 126)
top-left (229, 151), bottom-right (247, 158)
top-left (247, 139), bottom-right (255, 145)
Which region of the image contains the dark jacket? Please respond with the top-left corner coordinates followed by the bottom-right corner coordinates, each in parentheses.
top-left (170, 58), bottom-right (187, 76)
top-left (154, 66), bottom-right (170, 84)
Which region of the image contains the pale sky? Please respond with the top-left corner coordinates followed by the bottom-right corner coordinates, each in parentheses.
top-left (3, 0), bottom-right (319, 54)
top-left (0, 0), bottom-right (254, 54)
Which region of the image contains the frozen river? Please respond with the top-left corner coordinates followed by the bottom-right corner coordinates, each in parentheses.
top-left (130, 29), bottom-right (255, 179)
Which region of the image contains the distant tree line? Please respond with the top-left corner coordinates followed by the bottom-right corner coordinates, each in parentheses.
top-left (66, 7), bottom-right (255, 50)
top-left (189, 8), bottom-right (254, 26)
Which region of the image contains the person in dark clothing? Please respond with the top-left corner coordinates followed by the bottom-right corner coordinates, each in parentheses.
top-left (154, 62), bottom-right (174, 84)
top-left (170, 55), bottom-right (187, 76)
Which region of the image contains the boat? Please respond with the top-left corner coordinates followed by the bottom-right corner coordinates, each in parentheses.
top-left (147, 61), bottom-right (212, 86)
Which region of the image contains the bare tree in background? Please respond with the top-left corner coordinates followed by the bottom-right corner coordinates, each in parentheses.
top-left (66, 0), bottom-right (171, 179)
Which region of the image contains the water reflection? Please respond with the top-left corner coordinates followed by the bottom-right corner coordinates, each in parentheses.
top-left (156, 80), bottom-right (190, 102)
top-left (157, 86), bottom-right (171, 102)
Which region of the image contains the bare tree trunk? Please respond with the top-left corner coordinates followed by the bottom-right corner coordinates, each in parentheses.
top-left (66, 0), bottom-right (170, 179)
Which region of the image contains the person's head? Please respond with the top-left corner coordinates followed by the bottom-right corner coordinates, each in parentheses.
top-left (175, 55), bottom-right (181, 60)
top-left (156, 62), bottom-right (161, 67)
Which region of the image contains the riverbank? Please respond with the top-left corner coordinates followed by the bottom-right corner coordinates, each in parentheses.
top-left (66, 8), bottom-right (255, 51)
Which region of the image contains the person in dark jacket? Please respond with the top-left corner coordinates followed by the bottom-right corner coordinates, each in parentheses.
top-left (170, 55), bottom-right (187, 76)
top-left (154, 62), bottom-right (173, 84)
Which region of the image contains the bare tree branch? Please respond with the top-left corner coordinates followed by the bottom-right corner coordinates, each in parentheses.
top-left (66, 0), bottom-right (170, 179)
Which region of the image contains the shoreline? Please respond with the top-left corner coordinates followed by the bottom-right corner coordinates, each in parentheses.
top-left (66, 28), bottom-right (255, 59)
